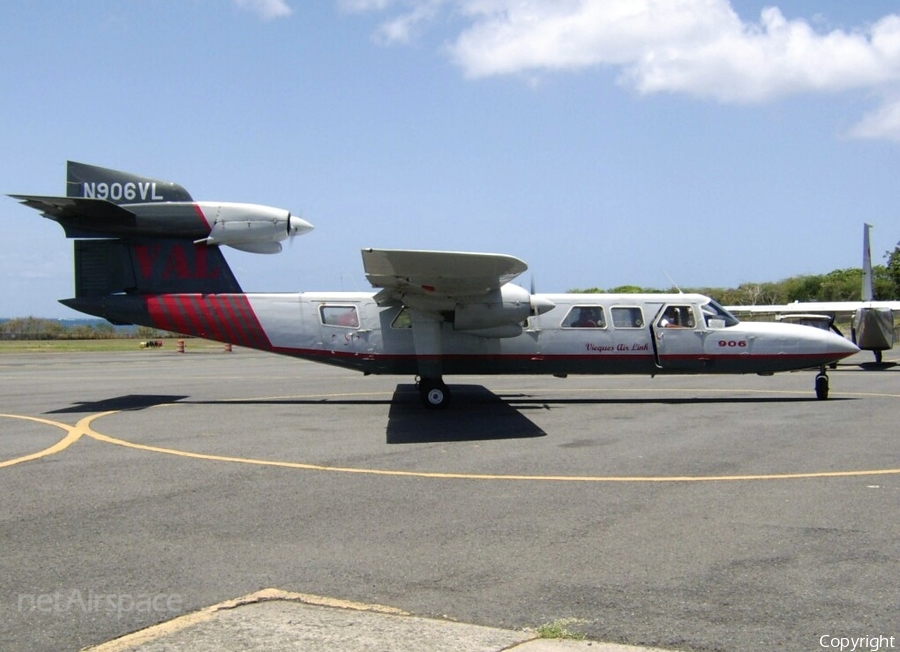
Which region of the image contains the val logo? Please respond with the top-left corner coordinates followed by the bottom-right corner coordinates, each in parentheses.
top-left (133, 242), bottom-right (221, 281)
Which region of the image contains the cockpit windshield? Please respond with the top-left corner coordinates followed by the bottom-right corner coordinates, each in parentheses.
top-left (701, 299), bottom-right (740, 328)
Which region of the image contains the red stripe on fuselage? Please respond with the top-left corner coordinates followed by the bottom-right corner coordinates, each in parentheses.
top-left (145, 294), bottom-right (272, 350)
top-left (205, 295), bottom-right (243, 345)
top-left (147, 295), bottom-right (192, 336)
top-left (228, 295), bottom-right (271, 349)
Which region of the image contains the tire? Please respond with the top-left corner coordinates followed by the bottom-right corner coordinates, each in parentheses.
top-left (419, 379), bottom-right (451, 409)
top-left (815, 374), bottom-right (829, 400)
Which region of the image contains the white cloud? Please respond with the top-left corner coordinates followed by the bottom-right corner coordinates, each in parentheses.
top-left (340, 0), bottom-right (445, 44)
top-left (849, 97), bottom-right (900, 142)
top-left (448, 2), bottom-right (900, 100)
top-left (624, 8), bottom-right (900, 102)
top-left (339, 0), bottom-right (397, 11)
top-left (234, 0), bottom-right (293, 20)
top-left (345, 0), bottom-right (900, 141)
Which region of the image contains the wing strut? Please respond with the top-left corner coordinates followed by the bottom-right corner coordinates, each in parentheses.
top-left (410, 310), bottom-right (450, 409)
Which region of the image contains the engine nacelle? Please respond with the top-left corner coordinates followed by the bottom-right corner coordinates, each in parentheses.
top-left (195, 202), bottom-right (313, 254)
top-left (454, 284), bottom-right (550, 334)
top-left (854, 306), bottom-right (894, 351)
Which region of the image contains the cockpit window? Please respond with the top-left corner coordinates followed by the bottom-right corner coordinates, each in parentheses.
top-left (391, 307), bottom-right (412, 329)
top-left (611, 306), bottom-right (644, 329)
top-left (319, 305), bottom-right (359, 328)
top-left (562, 306), bottom-right (606, 328)
top-left (701, 299), bottom-right (740, 328)
top-left (657, 305), bottom-right (696, 329)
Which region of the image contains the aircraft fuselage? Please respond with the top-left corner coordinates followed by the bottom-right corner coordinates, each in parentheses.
top-left (65, 290), bottom-right (858, 378)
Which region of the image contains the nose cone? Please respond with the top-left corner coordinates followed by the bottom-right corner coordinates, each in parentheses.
top-left (797, 325), bottom-right (859, 365)
top-left (740, 321), bottom-right (860, 372)
top-left (830, 332), bottom-right (861, 359)
top-left (530, 295), bottom-right (555, 315)
top-left (289, 214), bottom-right (314, 236)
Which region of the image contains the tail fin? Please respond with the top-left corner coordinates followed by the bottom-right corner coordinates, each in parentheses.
top-left (20, 162), bottom-right (243, 297)
top-left (67, 161), bottom-right (192, 204)
top-left (73, 238), bottom-right (242, 298)
top-left (15, 162), bottom-right (272, 328)
top-left (862, 223), bottom-right (874, 302)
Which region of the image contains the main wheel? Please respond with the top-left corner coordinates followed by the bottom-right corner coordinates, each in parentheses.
top-left (815, 373), bottom-right (829, 400)
top-left (419, 378), bottom-right (451, 409)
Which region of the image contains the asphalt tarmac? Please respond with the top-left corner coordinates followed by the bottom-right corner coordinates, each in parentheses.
top-left (1, 345), bottom-right (898, 651)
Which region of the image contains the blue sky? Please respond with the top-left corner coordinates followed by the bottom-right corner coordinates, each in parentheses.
top-left (3, 1), bottom-right (900, 317)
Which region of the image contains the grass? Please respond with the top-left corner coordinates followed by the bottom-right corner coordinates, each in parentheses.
top-left (0, 338), bottom-right (231, 354)
top-left (535, 618), bottom-right (588, 640)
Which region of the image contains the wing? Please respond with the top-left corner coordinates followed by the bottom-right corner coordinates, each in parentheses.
top-left (362, 248), bottom-right (528, 305)
top-left (727, 301), bottom-right (900, 315)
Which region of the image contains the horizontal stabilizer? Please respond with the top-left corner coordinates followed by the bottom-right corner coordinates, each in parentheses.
top-left (11, 194), bottom-right (135, 222)
top-left (10, 194), bottom-right (137, 238)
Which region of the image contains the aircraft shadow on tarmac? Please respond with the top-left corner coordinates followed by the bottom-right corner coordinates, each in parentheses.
top-left (386, 384), bottom-right (547, 443)
top-left (502, 395), bottom-right (852, 407)
top-left (42, 387), bottom-right (548, 443)
top-left (46, 394), bottom-right (189, 414)
top-left (859, 361), bottom-right (898, 370)
top-left (42, 388), bottom-right (852, 443)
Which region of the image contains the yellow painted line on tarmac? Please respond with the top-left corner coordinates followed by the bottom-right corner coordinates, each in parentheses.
top-left (6, 381), bottom-right (899, 479)
top-left (0, 413), bottom-right (112, 468)
top-left (80, 410), bottom-right (900, 483)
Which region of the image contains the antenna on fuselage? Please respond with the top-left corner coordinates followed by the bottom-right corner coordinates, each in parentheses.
top-left (663, 271), bottom-right (683, 294)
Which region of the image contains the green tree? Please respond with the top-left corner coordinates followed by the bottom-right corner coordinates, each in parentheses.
top-left (818, 268), bottom-right (862, 301)
top-left (885, 243), bottom-right (900, 298)
top-left (872, 264), bottom-right (895, 300)
top-left (0, 317), bottom-right (64, 340)
top-left (783, 274), bottom-right (823, 302)
top-left (608, 285), bottom-right (655, 294)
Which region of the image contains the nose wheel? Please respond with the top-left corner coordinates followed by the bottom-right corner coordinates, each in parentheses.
top-left (418, 377), bottom-right (451, 409)
top-left (815, 369), bottom-right (829, 400)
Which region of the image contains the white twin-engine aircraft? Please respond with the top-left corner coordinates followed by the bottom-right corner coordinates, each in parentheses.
top-left (727, 224), bottom-right (900, 364)
top-left (12, 162), bottom-right (859, 408)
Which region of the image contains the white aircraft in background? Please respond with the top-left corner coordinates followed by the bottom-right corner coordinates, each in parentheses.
top-left (12, 162), bottom-right (859, 408)
top-left (726, 224), bottom-right (899, 364)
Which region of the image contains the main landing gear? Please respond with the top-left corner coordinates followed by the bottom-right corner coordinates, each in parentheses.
top-left (815, 367), bottom-right (829, 400)
top-left (417, 377), bottom-right (451, 409)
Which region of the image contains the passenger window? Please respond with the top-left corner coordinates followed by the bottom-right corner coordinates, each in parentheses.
top-left (319, 305), bottom-right (359, 328)
top-left (562, 306), bottom-right (606, 328)
top-left (657, 305), bottom-right (696, 329)
top-left (611, 307), bottom-right (643, 328)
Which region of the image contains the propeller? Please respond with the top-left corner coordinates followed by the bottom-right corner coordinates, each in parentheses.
top-left (528, 274), bottom-right (555, 321)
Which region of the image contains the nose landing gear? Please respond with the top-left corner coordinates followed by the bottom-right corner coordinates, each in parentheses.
top-left (815, 368), bottom-right (829, 400)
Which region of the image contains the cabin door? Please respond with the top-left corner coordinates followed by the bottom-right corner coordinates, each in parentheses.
top-left (652, 303), bottom-right (709, 370)
top-left (316, 302), bottom-right (373, 355)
